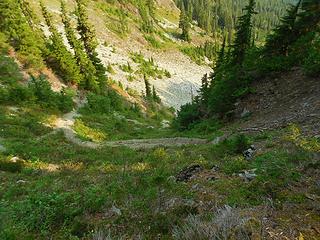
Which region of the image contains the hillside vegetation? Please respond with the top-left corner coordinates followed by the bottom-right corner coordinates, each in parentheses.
top-left (0, 0), bottom-right (319, 239)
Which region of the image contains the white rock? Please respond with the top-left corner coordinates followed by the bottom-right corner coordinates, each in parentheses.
top-left (16, 180), bottom-right (27, 184)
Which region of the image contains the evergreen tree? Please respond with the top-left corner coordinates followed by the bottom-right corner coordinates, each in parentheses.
top-left (296, 0), bottom-right (320, 34)
top-left (175, 0), bottom-right (295, 41)
top-left (144, 75), bottom-right (152, 99)
top-left (179, 4), bottom-right (191, 42)
top-left (60, 0), bottom-right (98, 90)
top-left (18, 0), bottom-right (39, 30)
top-left (40, 1), bottom-right (83, 84)
top-left (265, 0), bottom-right (302, 56)
top-left (147, 0), bottom-right (155, 20)
top-left (152, 86), bottom-right (161, 103)
top-left (75, 0), bottom-right (106, 88)
top-left (18, 0), bottom-right (46, 52)
top-left (199, 73), bottom-right (210, 107)
top-left (0, 0), bottom-right (44, 68)
top-left (139, 3), bottom-right (154, 33)
top-left (231, 0), bottom-right (256, 65)
top-left (216, 36), bottom-right (226, 67)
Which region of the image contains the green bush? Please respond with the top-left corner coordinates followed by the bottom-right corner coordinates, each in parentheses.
top-left (173, 103), bottom-right (201, 130)
top-left (144, 35), bottom-right (161, 48)
top-left (303, 34), bottom-right (320, 76)
top-left (28, 75), bottom-right (73, 113)
top-left (0, 54), bottom-right (23, 86)
top-left (180, 41), bottom-right (217, 65)
top-left (0, 157), bottom-right (24, 173)
top-left (233, 134), bottom-right (250, 154)
top-left (7, 85), bottom-right (34, 104)
top-left (84, 90), bottom-right (123, 114)
top-left (130, 52), bottom-right (170, 79)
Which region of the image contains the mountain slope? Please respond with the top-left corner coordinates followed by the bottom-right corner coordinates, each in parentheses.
top-left (26, 0), bottom-right (212, 109)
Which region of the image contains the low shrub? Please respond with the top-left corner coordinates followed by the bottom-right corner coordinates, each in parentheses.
top-left (173, 206), bottom-right (254, 240)
top-left (144, 35), bottom-right (162, 49)
top-left (84, 90), bottom-right (124, 114)
top-left (0, 156), bottom-right (24, 173)
top-left (173, 103), bottom-right (201, 130)
top-left (303, 34), bottom-right (320, 76)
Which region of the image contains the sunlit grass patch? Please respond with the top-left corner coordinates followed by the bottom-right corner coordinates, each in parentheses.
top-left (73, 119), bottom-right (106, 143)
top-left (41, 114), bottom-right (58, 127)
top-left (285, 124), bottom-right (320, 152)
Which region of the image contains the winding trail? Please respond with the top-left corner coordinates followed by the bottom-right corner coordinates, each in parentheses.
top-left (43, 96), bottom-right (209, 149)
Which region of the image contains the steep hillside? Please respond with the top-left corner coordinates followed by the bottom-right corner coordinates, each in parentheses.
top-left (0, 0), bottom-right (319, 239)
top-left (26, 0), bottom-right (212, 109)
top-left (234, 68), bottom-right (320, 136)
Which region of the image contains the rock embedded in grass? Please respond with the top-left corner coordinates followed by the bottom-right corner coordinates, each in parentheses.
top-left (176, 164), bottom-right (203, 182)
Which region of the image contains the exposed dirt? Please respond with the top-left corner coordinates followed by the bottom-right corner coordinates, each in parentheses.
top-left (235, 68), bottom-right (320, 136)
top-left (104, 137), bottom-right (208, 149)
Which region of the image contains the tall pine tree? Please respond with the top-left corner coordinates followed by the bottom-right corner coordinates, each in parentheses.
top-left (144, 75), bottom-right (152, 100)
top-left (0, 0), bottom-right (44, 68)
top-left (40, 1), bottom-right (83, 85)
top-left (231, 0), bottom-right (256, 65)
top-left (179, 4), bottom-right (191, 42)
top-left (75, 0), bottom-right (106, 89)
top-left (265, 0), bottom-right (302, 56)
top-left (60, 0), bottom-right (98, 90)
top-left (296, 0), bottom-right (320, 34)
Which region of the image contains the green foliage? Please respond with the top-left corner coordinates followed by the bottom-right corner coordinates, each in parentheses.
top-left (0, 54), bottom-right (23, 85)
top-left (152, 86), bottom-right (161, 103)
top-left (138, 1), bottom-right (154, 33)
top-left (0, 0), bottom-right (44, 69)
top-left (106, 63), bottom-right (116, 74)
top-left (41, 2), bottom-right (83, 85)
top-left (176, 0), bottom-right (320, 130)
top-left (144, 75), bottom-right (152, 100)
top-left (0, 156), bottom-right (24, 173)
top-left (233, 134), bottom-right (250, 154)
top-left (264, 0), bottom-right (301, 56)
top-left (73, 119), bottom-right (106, 142)
top-left (76, 0), bottom-right (106, 89)
top-left (60, 0), bottom-right (99, 91)
top-left (83, 91), bottom-right (123, 114)
top-left (0, 52), bottom-right (73, 112)
top-left (208, 65), bottom-right (251, 116)
top-left (231, 0), bottom-right (257, 65)
top-left (179, 4), bottom-right (191, 42)
top-left (303, 33), bottom-right (320, 76)
top-left (130, 52), bottom-right (171, 79)
top-left (180, 41), bottom-right (218, 65)
top-left (144, 35), bottom-right (162, 48)
top-left (173, 102), bottom-right (201, 130)
top-left (175, 0), bottom-right (297, 42)
top-left (28, 75), bottom-right (74, 113)
top-left (120, 62), bottom-right (134, 73)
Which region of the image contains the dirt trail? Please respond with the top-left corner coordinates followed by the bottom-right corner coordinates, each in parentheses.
top-left (45, 96), bottom-right (208, 149)
top-left (104, 137), bottom-right (209, 149)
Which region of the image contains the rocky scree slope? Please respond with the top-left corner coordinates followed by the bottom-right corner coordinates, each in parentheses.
top-left (28, 0), bottom-right (212, 109)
